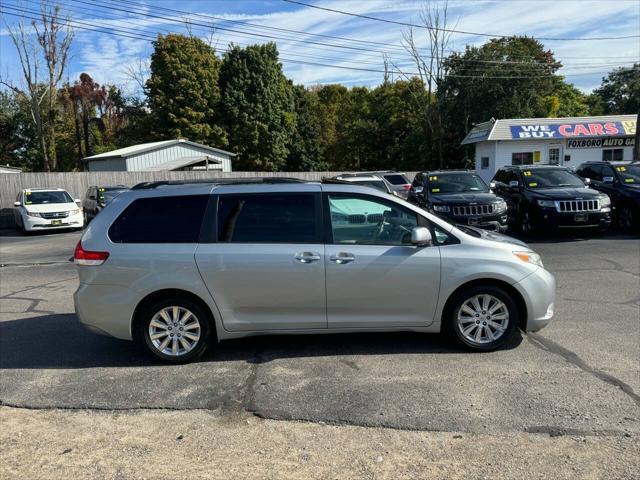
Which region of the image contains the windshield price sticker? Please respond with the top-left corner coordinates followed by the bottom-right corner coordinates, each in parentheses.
top-left (524, 171), bottom-right (533, 177)
top-left (429, 176), bottom-right (438, 181)
top-left (616, 166), bottom-right (627, 172)
top-left (528, 182), bottom-right (538, 187)
top-left (432, 188), bottom-right (441, 193)
top-left (624, 178), bottom-right (635, 183)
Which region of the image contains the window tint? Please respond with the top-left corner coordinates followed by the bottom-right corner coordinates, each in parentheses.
top-left (217, 194), bottom-right (320, 243)
top-left (24, 191), bottom-right (73, 205)
top-left (413, 173), bottom-right (424, 187)
top-left (580, 164), bottom-right (602, 181)
top-left (109, 195), bottom-right (209, 243)
top-left (383, 174), bottom-right (409, 185)
top-left (328, 194), bottom-right (418, 245)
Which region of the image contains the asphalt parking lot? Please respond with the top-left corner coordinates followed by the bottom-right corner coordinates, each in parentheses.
top-left (0, 228), bottom-right (638, 437)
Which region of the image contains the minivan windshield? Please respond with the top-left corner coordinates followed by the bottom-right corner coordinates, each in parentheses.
top-left (615, 164), bottom-right (640, 185)
top-left (24, 190), bottom-right (73, 205)
top-left (523, 169), bottom-right (585, 188)
top-left (428, 173), bottom-right (489, 194)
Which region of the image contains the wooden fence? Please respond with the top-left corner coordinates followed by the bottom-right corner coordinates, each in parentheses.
top-left (0, 171), bottom-right (419, 210)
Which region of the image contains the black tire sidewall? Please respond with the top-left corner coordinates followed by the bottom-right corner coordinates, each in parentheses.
top-left (447, 285), bottom-right (519, 351)
top-left (139, 297), bottom-right (211, 364)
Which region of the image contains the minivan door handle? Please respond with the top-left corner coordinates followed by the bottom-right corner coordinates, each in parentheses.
top-left (329, 252), bottom-right (355, 264)
top-left (294, 251), bottom-right (321, 263)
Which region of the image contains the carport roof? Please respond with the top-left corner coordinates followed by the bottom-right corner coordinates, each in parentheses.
top-left (461, 114), bottom-right (637, 145)
top-left (83, 139), bottom-right (236, 161)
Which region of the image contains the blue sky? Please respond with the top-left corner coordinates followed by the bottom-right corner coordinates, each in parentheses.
top-left (1, 0), bottom-right (639, 96)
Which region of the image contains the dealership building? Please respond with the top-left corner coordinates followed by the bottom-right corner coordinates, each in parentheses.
top-left (462, 114), bottom-right (637, 182)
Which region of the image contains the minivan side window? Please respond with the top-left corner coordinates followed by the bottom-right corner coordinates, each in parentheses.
top-left (327, 194), bottom-right (419, 246)
top-left (109, 195), bottom-right (209, 243)
top-left (217, 193), bottom-right (321, 243)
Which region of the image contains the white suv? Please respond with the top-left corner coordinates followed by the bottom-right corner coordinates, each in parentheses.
top-left (14, 188), bottom-right (84, 233)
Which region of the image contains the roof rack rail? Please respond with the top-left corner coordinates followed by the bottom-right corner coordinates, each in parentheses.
top-left (130, 177), bottom-right (308, 190)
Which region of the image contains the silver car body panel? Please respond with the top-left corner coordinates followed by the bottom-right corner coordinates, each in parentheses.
top-left (74, 181), bottom-right (555, 342)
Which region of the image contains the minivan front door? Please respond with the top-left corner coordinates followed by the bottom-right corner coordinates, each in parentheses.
top-left (195, 190), bottom-right (326, 332)
top-left (324, 193), bottom-right (441, 328)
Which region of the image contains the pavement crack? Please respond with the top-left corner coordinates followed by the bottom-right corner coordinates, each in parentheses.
top-left (242, 346), bottom-right (264, 413)
top-left (528, 333), bottom-right (640, 408)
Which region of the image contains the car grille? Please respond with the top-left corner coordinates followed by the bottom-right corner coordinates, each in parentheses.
top-left (40, 211), bottom-right (69, 219)
top-left (453, 204), bottom-right (494, 216)
top-left (555, 200), bottom-right (599, 213)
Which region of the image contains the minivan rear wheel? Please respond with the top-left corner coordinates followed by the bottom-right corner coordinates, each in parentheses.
top-left (447, 285), bottom-right (518, 351)
top-left (139, 298), bottom-right (211, 364)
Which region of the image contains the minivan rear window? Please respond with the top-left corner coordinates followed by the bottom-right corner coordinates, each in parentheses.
top-left (217, 193), bottom-right (320, 243)
top-left (109, 195), bottom-right (209, 243)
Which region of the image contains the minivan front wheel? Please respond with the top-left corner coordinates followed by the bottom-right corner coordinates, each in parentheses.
top-left (140, 298), bottom-right (210, 363)
top-left (448, 285), bottom-right (518, 351)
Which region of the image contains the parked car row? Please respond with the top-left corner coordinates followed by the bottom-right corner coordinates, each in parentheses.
top-left (13, 185), bottom-right (130, 233)
top-left (404, 161), bottom-right (639, 235)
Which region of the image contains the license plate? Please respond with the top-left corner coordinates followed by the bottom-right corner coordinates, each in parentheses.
top-left (468, 217), bottom-right (481, 225)
top-left (574, 213), bottom-right (588, 222)
top-left (51, 219), bottom-right (62, 225)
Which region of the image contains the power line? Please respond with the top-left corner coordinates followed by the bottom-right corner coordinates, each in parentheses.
top-left (55, 0), bottom-right (638, 70)
top-left (283, 0), bottom-right (640, 41)
top-left (0, 7), bottom-right (628, 80)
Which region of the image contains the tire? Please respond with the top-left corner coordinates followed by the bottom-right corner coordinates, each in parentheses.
top-left (138, 297), bottom-right (211, 364)
top-left (520, 210), bottom-right (535, 236)
top-left (446, 285), bottom-right (519, 351)
top-left (617, 204), bottom-right (636, 233)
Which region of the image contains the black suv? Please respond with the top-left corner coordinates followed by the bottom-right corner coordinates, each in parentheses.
top-left (575, 161), bottom-right (640, 232)
top-left (492, 166), bottom-right (611, 235)
top-left (407, 170), bottom-right (508, 232)
top-left (82, 185), bottom-right (129, 223)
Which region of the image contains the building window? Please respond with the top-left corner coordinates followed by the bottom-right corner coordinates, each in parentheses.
top-left (512, 152), bottom-right (533, 165)
top-left (602, 149), bottom-right (623, 161)
top-left (480, 157), bottom-right (489, 169)
top-left (548, 148), bottom-right (560, 165)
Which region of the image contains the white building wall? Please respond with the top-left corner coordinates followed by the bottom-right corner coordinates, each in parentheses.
top-left (475, 139), bottom-right (634, 182)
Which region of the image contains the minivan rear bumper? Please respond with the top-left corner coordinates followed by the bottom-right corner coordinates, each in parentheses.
top-left (513, 267), bottom-right (556, 332)
top-left (74, 283), bottom-right (134, 340)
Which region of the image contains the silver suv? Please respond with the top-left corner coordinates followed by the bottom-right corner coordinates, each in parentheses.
top-left (74, 178), bottom-right (555, 363)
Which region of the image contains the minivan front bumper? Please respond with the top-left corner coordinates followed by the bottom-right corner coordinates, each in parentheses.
top-left (513, 267), bottom-right (556, 332)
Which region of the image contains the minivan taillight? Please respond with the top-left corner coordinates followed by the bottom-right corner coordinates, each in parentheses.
top-left (74, 241), bottom-right (109, 266)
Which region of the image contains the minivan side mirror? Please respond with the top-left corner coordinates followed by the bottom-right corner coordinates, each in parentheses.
top-left (602, 176), bottom-right (614, 184)
top-left (414, 186), bottom-right (424, 194)
top-left (14, 201), bottom-right (21, 207)
top-left (411, 226), bottom-right (432, 247)
top-left (583, 177), bottom-right (591, 185)
top-left (74, 198), bottom-right (81, 203)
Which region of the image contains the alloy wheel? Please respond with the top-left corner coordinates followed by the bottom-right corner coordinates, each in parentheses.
top-left (457, 294), bottom-right (509, 345)
top-left (148, 306), bottom-right (202, 357)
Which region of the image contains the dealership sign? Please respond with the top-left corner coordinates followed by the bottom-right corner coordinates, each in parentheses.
top-left (510, 120), bottom-right (636, 139)
top-left (567, 137), bottom-right (635, 149)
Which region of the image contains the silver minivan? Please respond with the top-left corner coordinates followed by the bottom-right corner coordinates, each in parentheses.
top-left (74, 178), bottom-right (555, 363)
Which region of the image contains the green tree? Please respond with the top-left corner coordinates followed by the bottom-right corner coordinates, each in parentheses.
top-left (146, 34), bottom-right (226, 146)
top-left (286, 86), bottom-right (327, 171)
top-left (0, 91), bottom-right (44, 171)
top-left (591, 64), bottom-right (640, 114)
top-left (219, 43), bottom-right (295, 171)
top-left (314, 84), bottom-right (349, 169)
top-left (542, 82), bottom-right (590, 118)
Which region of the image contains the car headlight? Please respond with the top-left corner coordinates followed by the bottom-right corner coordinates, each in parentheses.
top-left (25, 210), bottom-right (42, 217)
top-left (536, 200), bottom-right (555, 208)
top-left (598, 195), bottom-right (611, 208)
top-left (69, 208), bottom-right (80, 215)
top-left (433, 205), bottom-right (450, 213)
top-left (493, 200), bottom-right (507, 213)
top-left (513, 251), bottom-right (543, 268)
